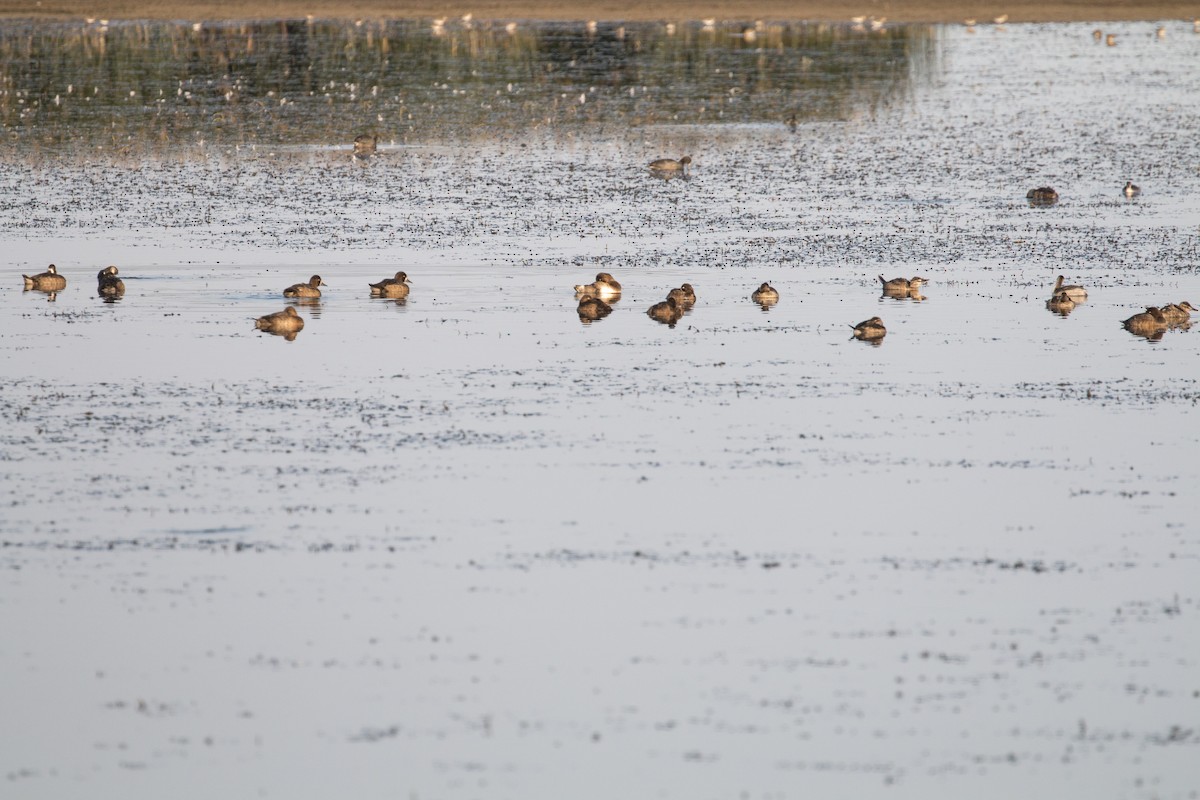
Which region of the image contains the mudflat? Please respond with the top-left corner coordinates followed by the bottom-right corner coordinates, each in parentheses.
top-left (4, 0), bottom-right (1197, 22)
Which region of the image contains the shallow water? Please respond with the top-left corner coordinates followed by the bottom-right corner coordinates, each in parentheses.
top-left (2, 19), bottom-right (1199, 800)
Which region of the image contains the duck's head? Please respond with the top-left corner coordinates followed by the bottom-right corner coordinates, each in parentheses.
top-left (1178, 301), bottom-right (1197, 312)
top-left (909, 276), bottom-right (927, 287)
top-left (1147, 307), bottom-right (1166, 321)
top-left (284, 306), bottom-right (301, 317)
top-left (309, 275), bottom-right (326, 287)
top-left (46, 264), bottom-right (58, 274)
top-left (596, 272), bottom-right (617, 283)
top-left (394, 271), bottom-right (410, 283)
top-left (758, 282), bottom-right (773, 291)
top-left (679, 156), bottom-right (692, 165)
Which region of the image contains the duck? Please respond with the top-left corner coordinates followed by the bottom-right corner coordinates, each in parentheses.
top-left (1159, 301), bottom-right (1197, 323)
top-left (96, 265), bottom-right (125, 297)
top-left (283, 275), bottom-right (326, 298)
top-left (369, 271), bottom-right (411, 298)
top-left (647, 296), bottom-right (683, 326)
top-left (751, 282), bottom-right (780, 307)
top-left (1026, 186), bottom-right (1059, 204)
top-left (353, 134), bottom-right (377, 157)
top-left (1051, 275), bottom-right (1088, 302)
top-left (22, 263), bottom-right (67, 291)
top-left (577, 296), bottom-right (612, 322)
top-left (879, 275), bottom-right (927, 291)
top-left (255, 306), bottom-right (305, 337)
top-left (667, 283), bottom-right (696, 309)
top-left (850, 316), bottom-right (886, 340)
top-left (1123, 181), bottom-right (1141, 198)
top-left (648, 155), bottom-right (691, 172)
top-left (1046, 291), bottom-right (1076, 315)
top-left (574, 272), bottom-right (622, 300)
top-left (1122, 306), bottom-right (1167, 332)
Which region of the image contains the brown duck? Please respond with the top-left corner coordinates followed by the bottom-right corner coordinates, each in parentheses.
top-left (23, 264), bottom-right (66, 291)
top-left (369, 271), bottom-right (411, 298)
top-left (283, 275), bottom-right (327, 298)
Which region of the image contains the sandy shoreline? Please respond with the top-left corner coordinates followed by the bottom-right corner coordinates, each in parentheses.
top-left (2, 0), bottom-right (1196, 23)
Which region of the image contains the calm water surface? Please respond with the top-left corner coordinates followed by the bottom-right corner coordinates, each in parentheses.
top-left (1, 19), bottom-right (1198, 800)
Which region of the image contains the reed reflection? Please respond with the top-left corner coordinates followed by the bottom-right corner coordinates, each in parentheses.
top-left (0, 19), bottom-right (937, 158)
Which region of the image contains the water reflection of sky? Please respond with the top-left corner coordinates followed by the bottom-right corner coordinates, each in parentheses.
top-left (0, 19), bottom-right (935, 150)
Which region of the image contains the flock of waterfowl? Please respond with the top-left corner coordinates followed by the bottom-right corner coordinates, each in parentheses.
top-left (19, 249), bottom-right (1194, 345)
top-left (16, 164), bottom-right (1192, 346)
top-left (21, 259), bottom-right (1191, 346)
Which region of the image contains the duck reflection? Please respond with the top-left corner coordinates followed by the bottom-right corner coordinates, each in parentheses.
top-left (285, 296), bottom-right (323, 318)
top-left (648, 168), bottom-right (691, 183)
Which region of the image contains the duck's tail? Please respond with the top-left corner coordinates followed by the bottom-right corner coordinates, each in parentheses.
top-left (877, 275), bottom-right (886, 285)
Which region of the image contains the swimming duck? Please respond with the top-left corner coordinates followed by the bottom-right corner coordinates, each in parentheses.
top-left (574, 272), bottom-right (622, 300)
top-left (667, 283), bottom-right (696, 309)
top-left (577, 296), bottom-right (613, 322)
top-left (851, 316), bottom-right (886, 340)
top-left (353, 134), bottom-right (377, 157)
top-left (751, 282), bottom-right (780, 307)
top-left (283, 275), bottom-right (327, 298)
top-left (23, 264), bottom-right (66, 291)
top-left (369, 271), bottom-right (411, 298)
top-left (648, 155), bottom-right (691, 172)
top-left (1123, 181), bottom-right (1141, 198)
top-left (1122, 306), bottom-right (1167, 333)
top-left (879, 275), bottom-right (927, 291)
top-left (1051, 275), bottom-right (1088, 302)
top-left (255, 306), bottom-right (305, 337)
top-left (96, 265), bottom-right (125, 297)
top-left (1159, 301), bottom-right (1197, 323)
top-left (1027, 187), bottom-right (1059, 204)
top-left (1046, 291), bottom-right (1076, 315)
top-left (647, 296), bottom-right (683, 326)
